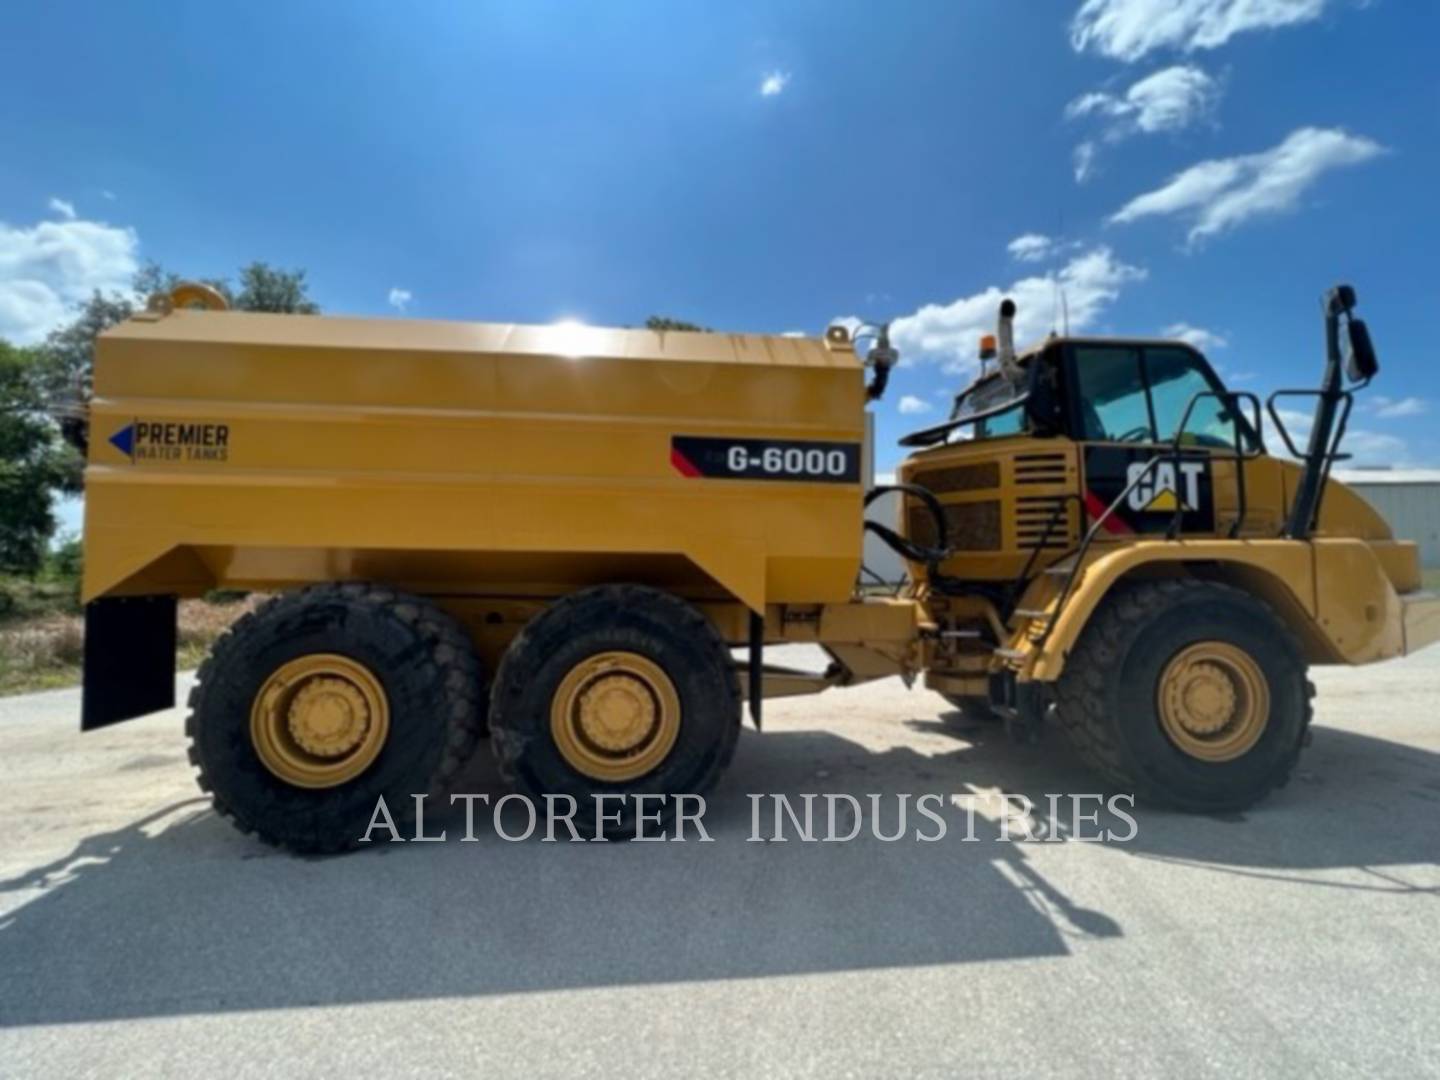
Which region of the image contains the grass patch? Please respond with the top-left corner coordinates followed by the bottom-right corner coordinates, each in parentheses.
top-left (0, 576), bottom-right (80, 622)
top-left (0, 595), bottom-right (263, 697)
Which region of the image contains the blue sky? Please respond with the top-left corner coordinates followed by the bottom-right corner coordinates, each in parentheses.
top-left (3, 0), bottom-right (1438, 502)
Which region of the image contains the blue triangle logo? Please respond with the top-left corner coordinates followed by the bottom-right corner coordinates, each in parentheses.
top-left (109, 423), bottom-right (135, 458)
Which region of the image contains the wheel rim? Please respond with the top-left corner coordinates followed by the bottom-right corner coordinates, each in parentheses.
top-left (1157, 641), bottom-right (1270, 763)
top-left (250, 654), bottom-right (390, 788)
top-left (550, 651), bottom-right (681, 782)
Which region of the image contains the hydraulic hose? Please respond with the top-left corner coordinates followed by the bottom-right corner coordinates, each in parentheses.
top-left (863, 483), bottom-right (948, 565)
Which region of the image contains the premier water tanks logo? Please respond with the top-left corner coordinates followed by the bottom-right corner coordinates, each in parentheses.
top-left (107, 420), bottom-right (231, 463)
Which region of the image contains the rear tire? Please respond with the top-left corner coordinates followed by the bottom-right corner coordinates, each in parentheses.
top-left (1054, 579), bottom-right (1311, 813)
top-left (186, 583), bottom-right (486, 854)
top-left (489, 584), bottom-right (740, 838)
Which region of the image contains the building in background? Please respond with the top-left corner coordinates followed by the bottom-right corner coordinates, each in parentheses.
top-left (1334, 469), bottom-right (1440, 568)
top-left (863, 482), bottom-right (907, 584)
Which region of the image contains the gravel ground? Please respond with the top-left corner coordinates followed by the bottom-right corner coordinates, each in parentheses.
top-left (1, 646), bottom-right (1438, 1078)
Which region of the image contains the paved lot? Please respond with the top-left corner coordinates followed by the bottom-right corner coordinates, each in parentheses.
top-left (1, 647), bottom-right (1438, 1078)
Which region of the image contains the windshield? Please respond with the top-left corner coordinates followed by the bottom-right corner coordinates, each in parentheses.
top-left (948, 370), bottom-right (1029, 439)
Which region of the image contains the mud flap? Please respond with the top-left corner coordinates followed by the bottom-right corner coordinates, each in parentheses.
top-left (81, 595), bottom-right (177, 730)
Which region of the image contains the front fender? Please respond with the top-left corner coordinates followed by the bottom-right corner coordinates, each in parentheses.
top-left (1018, 538), bottom-right (1414, 681)
top-left (1020, 540), bottom-right (1322, 682)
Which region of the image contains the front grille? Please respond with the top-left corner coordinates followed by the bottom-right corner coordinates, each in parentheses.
top-left (1015, 496), bottom-right (1074, 549)
top-left (1014, 452), bottom-right (1068, 486)
top-left (911, 461), bottom-right (1000, 494)
top-left (908, 499), bottom-right (1002, 551)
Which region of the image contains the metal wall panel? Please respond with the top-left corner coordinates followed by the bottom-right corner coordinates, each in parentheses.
top-left (1347, 483), bottom-right (1440, 567)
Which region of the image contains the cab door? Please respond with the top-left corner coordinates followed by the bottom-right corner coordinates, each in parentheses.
top-left (1066, 343), bottom-right (1270, 539)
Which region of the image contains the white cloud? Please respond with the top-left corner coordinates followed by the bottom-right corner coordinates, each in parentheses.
top-left (1271, 405), bottom-right (1406, 465)
top-left (1071, 0), bottom-right (1330, 61)
top-left (1339, 430), bottom-right (1409, 464)
top-left (1007, 234), bottom-right (1057, 262)
top-left (1007, 233), bottom-right (1083, 264)
top-left (1074, 141), bottom-right (1098, 183)
top-left (897, 394), bottom-right (932, 415)
top-left (101, 189), bottom-right (117, 201)
top-left (0, 215), bottom-right (140, 344)
top-left (387, 287), bottom-right (412, 312)
top-left (47, 196), bottom-right (77, 220)
top-left (1068, 64), bottom-right (1219, 138)
top-left (760, 71), bottom-right (790, 97)
top-left (1163, 321), bottom-right (1228, 350)
top-left (889, 247), bottom-right (1145, 375)
top-left (1109, 126), bottom-right (1383, 244)
top-left (1370, 395), bottom-right (1427, 419)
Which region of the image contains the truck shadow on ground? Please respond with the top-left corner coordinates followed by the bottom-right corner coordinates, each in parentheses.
top-left (1, 713), bottom-right (1436, 1026)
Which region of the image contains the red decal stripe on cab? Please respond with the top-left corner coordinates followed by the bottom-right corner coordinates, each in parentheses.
top-left (1084, 490), bottom-right (1133, 534)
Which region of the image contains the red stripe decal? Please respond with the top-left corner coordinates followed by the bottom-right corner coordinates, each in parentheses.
top-left (1084, 490), bottom-right (1133, 534)
top-left (670, 447), bottom-right (701, 478)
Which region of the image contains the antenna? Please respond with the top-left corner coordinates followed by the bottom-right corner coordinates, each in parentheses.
top-left (1055, 204), bottom-right (1071, 337)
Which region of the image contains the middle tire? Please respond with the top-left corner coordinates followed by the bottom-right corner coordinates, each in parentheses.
top-left (488, 584), bottom-right (741, 838)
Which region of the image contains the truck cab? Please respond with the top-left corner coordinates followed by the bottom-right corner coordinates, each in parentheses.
top-left (891, 292), bottom-right (1434, 720)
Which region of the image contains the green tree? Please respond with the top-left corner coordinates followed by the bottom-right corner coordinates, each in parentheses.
top-left (234, 262), bottom-right (319, 314)
top-left (133, 259), bottom-right (318, 314)
top-left (37, 260), bottom-right (320, 455)
top-left (0, 342), bottom-right (83, 574)
top-left (132, 261), bottom-right (233, 308)
top-left (34, 290), bottom-right (134, 417)
top-left (645, 315), bottom-right (710, 333)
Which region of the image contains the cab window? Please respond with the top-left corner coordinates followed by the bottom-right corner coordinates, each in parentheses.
top-left (950, 371), bottom-right (1030, 441)
top-left (976, 404), bottom-right (1026, 438)
top-left (1071, 344), bottom-right (1257, 451)
top-left (1146, 347), bottom-right (1254, 451)
top-left (1072, 347), bottom-right (1152, 442)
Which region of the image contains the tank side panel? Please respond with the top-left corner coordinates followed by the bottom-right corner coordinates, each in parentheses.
top-left (83, 325), bottom-right (865, 611)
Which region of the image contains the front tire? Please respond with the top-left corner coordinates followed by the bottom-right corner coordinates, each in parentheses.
top-left (1054, 579), bottom-right (1311, 813)
top-left (488, 584), bottom-right (740, 838)
top-left (186, 583), bottom-right (486, 854)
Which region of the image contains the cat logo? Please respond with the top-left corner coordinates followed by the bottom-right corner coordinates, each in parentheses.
top-left (1126, 459), bottom-right (1206, 514)
top-left (1083, 446), bottom-right (1216, 534)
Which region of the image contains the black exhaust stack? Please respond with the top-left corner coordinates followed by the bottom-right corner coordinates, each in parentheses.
top-left (1281, 284), bottom-right (1378, 540)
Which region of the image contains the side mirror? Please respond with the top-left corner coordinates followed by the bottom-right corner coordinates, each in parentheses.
top-left (1344, 318), bottom-right (1378, 382)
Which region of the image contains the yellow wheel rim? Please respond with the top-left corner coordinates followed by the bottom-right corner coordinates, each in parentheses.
top-left (550, 651), bottom-right (681, 782)
top-left (250, 654), bottom-right (390, 788)
top-left (1157, 641), bottom-right (1270, 763)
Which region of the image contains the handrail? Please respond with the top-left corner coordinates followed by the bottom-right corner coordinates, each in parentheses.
top-left (1167, 390), bottom-right (1263, 539)
top-left (1035, 389), bottom-right (1262, 646)
top-left (1035, 454), bottom-right (1167, 647)
top-left (1266, 388), bottom-right (1356, 536)
top-left (1006, 492), bottom-right (1085, 619)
